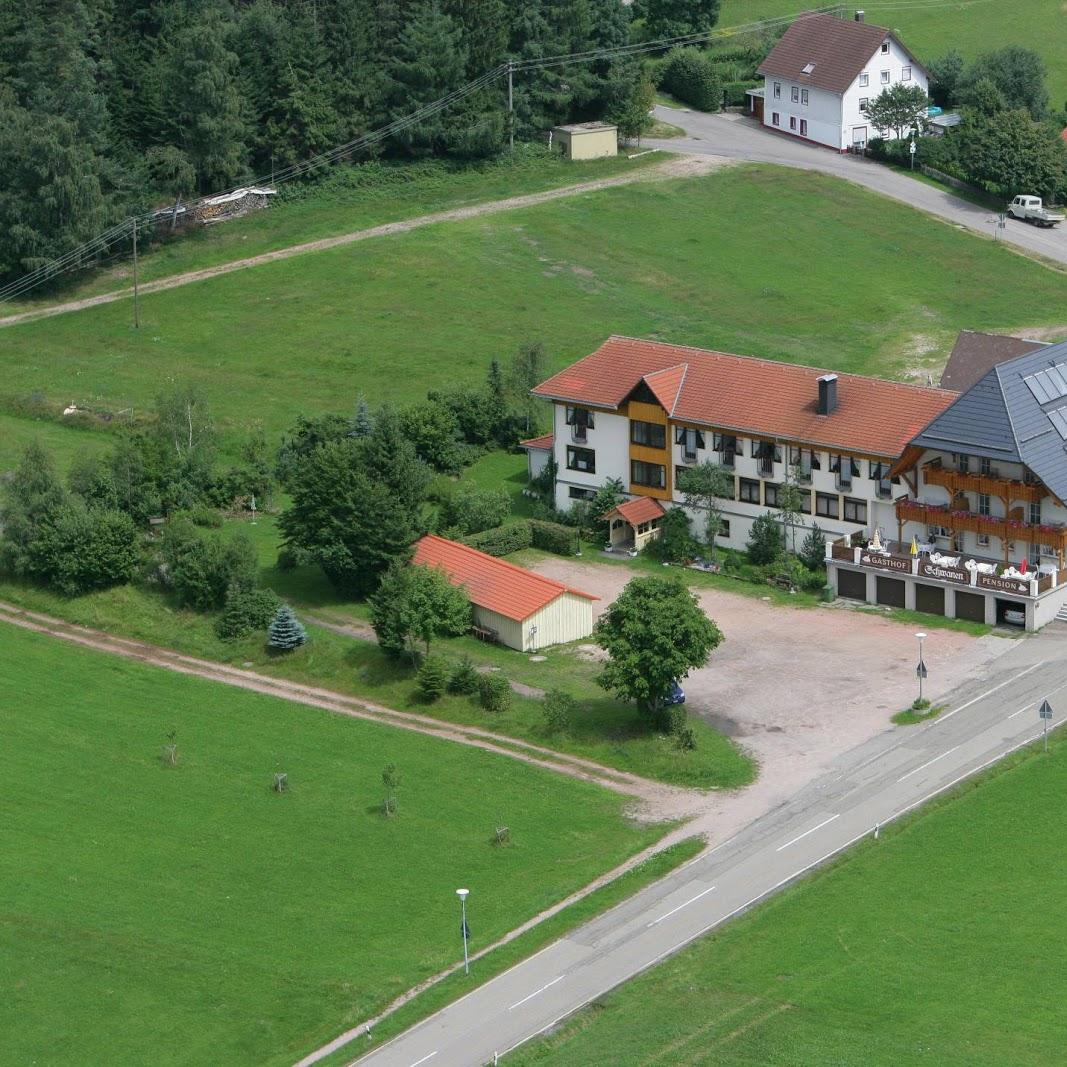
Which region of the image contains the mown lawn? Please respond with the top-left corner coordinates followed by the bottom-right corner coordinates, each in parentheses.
top-left (511, 734), bottom-right (1067, 1066)
top-left (4, 164), bottom-right (1066, 452)
top-left (720, 0), bottom-right (1067, 112)
top-left (0, 623), bottom-right (669, 1067)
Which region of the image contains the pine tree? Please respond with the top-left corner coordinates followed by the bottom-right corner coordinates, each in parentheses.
top-left (268, 605), bottom-right (307, 651)
top-left (350, 394), bottom-right (375, 438)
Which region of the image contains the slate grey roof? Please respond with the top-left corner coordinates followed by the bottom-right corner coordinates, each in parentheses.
top-left (912, 339), bottom-right (1067, 501)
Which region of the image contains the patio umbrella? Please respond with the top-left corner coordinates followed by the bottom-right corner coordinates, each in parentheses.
top-left (1020, 557), bottom-right (1028, 575)
top-left (910, 536), bottom-right (918, 556)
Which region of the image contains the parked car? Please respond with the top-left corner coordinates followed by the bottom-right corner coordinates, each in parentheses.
top-left (1002, 608), bottom-right (1026, 628)
top-left (1007, 195), bottom-right (1064, 228)
top-left (664, 680), bottom-right (686, 706)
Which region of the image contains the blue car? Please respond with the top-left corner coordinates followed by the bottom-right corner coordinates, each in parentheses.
top-left (664, 680), bottom-right (685, 706)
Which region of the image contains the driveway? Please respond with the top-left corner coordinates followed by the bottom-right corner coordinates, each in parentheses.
top-left (648, 108), bottom-right (1067, 269)
top-left (527, 555), bottom-right (1013, 822)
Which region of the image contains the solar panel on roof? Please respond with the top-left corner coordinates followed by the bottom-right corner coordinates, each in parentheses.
top-left (1048, 406), bottom-right (1067, 440)
top-left (1024, 364), bottom-right (1067, 405)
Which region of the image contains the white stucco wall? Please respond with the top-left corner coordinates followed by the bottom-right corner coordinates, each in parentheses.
top-left (552, 404), bottom-right (629, 512)
top-left (840, 36), bottom-right (928, 146)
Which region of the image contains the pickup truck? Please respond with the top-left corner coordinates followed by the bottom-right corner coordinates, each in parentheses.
top-left (1007, 195), bottom-right (1064, 227)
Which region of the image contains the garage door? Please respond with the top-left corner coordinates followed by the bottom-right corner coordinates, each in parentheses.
top-left (837, 567), bottom-right (866, 600)
top-left (876, 576), bottom-right (905, 608)
top-left (914, 583), bottom-right (945, 616)
top-left (954, 590), bottom-right (986, 623)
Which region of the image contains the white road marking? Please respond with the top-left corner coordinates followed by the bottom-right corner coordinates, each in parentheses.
top-left (409, 1053), bottom-right (437, 1067)
top-left (897, 744), bottom-right (961, 783)
top-left (646, 885), bottom-right (716, 927)
top-left (507, 975), bottom-right (565, 1011)
top-left (932, 661), bottom-right (1044, 726)
top-left (775, 814), bottom-right (839, 852)
top-left (1008, 704), bottom-right (1031, 719)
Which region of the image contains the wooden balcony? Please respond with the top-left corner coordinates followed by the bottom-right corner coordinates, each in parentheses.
top-left (894, 498), bottom-right (1067, 560)
top-left (921, 457), bottom-right (1044, 505)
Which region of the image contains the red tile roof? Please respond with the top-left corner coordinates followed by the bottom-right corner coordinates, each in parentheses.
top-left (533, 336), bottom-right (956, 458)
top-left (603, 498), bottom-right (666, 525)
top-left (758, 12), bottom-right (922, 95)
top-left (643, 365), bottom-right (687, 412)
top-left (519, 433), bottom-right (554, 451)
top-left (412, 535), bottom-right (598, 622)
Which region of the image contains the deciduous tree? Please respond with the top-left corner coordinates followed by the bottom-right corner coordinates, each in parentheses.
top-left (371, 562), bottom-right (471, 660)
top-left (594, 576), bottom-right (721, 728)
top-left (865, 83), bottom-right (930, 140)
top-left (677, 462), bottom-right (733, 560)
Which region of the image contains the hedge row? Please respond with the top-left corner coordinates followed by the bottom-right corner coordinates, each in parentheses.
top-left (722, 79), bottom-right (761, 107)
top-left (462, 518), bottom-right (576, 558)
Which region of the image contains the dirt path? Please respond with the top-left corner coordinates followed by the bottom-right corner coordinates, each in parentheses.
top-left (0, 155), bottom-right (729, 330)
top-left (0, 599), bottom-right (693, 816)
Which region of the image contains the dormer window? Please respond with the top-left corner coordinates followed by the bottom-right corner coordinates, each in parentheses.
top-left (880, 40), bottom-right (890, 54)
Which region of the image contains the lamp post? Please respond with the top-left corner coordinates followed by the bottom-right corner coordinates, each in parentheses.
top-left (915, 631), bottom-right (928, 704)
top-left (456, 888), bottom-right (470, 975)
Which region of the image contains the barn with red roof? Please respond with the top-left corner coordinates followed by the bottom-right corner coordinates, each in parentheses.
top-left (412, 535), bottom-right (598, 651)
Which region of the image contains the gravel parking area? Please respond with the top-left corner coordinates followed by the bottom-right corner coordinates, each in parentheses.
top-left (527, 556), bottom-right (1015, 831)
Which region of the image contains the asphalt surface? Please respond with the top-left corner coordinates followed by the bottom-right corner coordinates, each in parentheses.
top-left (350, 631), bottom-right (1067, 1067)
top-left (647, 109), bottom-right (1067, 269)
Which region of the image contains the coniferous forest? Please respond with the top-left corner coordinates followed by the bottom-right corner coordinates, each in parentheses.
top-left (0, 0), bottom-right (723, 282)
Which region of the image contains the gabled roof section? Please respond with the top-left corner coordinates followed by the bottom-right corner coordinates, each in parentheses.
top-left (940, 330), bottom-right (1049, 392)
top-left (641, 364), bottom-right (687, 414)
top-left (757, 12), bottom-right (921, 95)
top-left (412, 535), bottom-right (597, 623)
top-left (519, 433), bottom-right (554, 451)
top-left (533, 336), bottom-right (955, 458)
top-left (910, 339), bottom-right (1067, 501)
top-left (603, 498), bottom-right (666, 526)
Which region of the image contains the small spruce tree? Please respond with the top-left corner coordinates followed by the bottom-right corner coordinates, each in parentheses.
top-left (416, 655), bottom-right (449, 702)
top-left (267, 604), bottom-right (307, 651)
top-left (746, 513), bottom-right (783, 566)
top-left (799, 524), bottom-right (828, 572)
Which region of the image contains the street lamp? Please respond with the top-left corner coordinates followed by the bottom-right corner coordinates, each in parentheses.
top-left (456, 888), bottom-right (470, 975)
top-left (915, 632), bottom-right (928, 704)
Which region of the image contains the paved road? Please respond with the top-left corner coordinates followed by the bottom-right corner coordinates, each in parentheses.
top-left (350, 632), bottom-right (1066, 1067)
top-left (648, 109), bottom-right (1067, 269)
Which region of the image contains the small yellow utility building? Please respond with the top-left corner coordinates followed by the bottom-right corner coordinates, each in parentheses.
top-left (551, 122), bottom-right (618, 160)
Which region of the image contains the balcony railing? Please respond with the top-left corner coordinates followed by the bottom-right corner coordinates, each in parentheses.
top-left (922, 458), bottom-right (1043, 505)
top-left (894, 498), bottom-right (1067, 557)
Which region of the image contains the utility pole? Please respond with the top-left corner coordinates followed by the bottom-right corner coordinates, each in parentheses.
top-left (131, 217), bottom-right (140, 330)
top-left (507, 61), bottom-right (514, 151)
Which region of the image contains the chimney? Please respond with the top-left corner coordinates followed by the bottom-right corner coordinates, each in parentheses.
top-left (855, 9), bottom-right (865, 21)
top-left (817, 374), bottom-right (839, 416)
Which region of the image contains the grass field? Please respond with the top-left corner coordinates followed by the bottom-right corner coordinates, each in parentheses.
top-left (511, 734), bottom-right (1067, 1066)
top-left (720, 1), bottom-right (1067, 113)
top-left (4, 164), bottom-right (1067, 457)
top-left (0, 623), bottom-right (673, 1066)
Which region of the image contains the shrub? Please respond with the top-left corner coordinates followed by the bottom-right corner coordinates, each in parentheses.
top-left (662, 47), bottom-right (722, 112)
top-left (267, 604), bottom-right (307, 651)
top-left (464, 521), bottom-right (533, 556)
top-left (448, 655), bottom-right (481, 695)
top-left (161, 519), bottom-right (257, 610)
top-left (27, 502), bottom-right (140, 596)
top-left (645, 508), bottom-right (699, 563)
top-left (478, 673), bottom-right (512, 714)
top-left (440, 483), bottom-right (511, 535)
top-left (746, 513), bottom-right (783, 565)
top-left (530, 518), bottom-right (576, 556)
top-left (542, 688), bottom-right (576, 734)
top-left (215, 584), bottom-right (281, 640)
top-left (416, 655), bottom-right (450, 701)
top-left (722, 79), bottom-right (761, 107)
top-left (799, 524), bottom-right (827, 572)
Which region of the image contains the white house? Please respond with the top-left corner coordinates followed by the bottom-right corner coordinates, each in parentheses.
top-left (757, 10), bottom-right (928, 151)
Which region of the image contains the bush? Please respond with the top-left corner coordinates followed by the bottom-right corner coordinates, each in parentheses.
top-left (542, 688), bottom-right (576, 734)
top-left (799, 524), bottom-right (827, 572)
top-left (530, 519), bottom-right (576, 556)
top-left (463, 521), bottom-right (533, 556)
top-left (161, 519), bottom-right (258, 610)
top-left (416, 655), bottom-right (449, 701)
top-left (662, 47), bottom-right (722, 112)
top-left (215, 584), bottom-right (281, 640)
top-left (27, 502), bottom-right (140, 596)
top-left (478, 673), bottom-right (511, 714)
top-left (448, 655), bottom-right (481, 695)
top-left (439, 483), bottom-right (511, 535)
top-left (645, 508), bottom-right (699, 563)
top-left (722, 79), bottom-right (761, 107)
top-left (267, 604), bottom-right (307, 651)
top-left (746, 513), bottom-right (783, 565)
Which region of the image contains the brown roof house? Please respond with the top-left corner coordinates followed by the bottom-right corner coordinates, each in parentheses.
top-left (939, 331), bottom-right (1051, 393)
top-left (757, 10), bottom-right (928, 150)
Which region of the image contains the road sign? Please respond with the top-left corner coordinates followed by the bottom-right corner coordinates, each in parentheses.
top-left (916, 660), bottom-right (928, 679)
top-left (1040, 700), bottom-right (1053, 720)
top-left (462, 920), bottom-right (471, 939)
